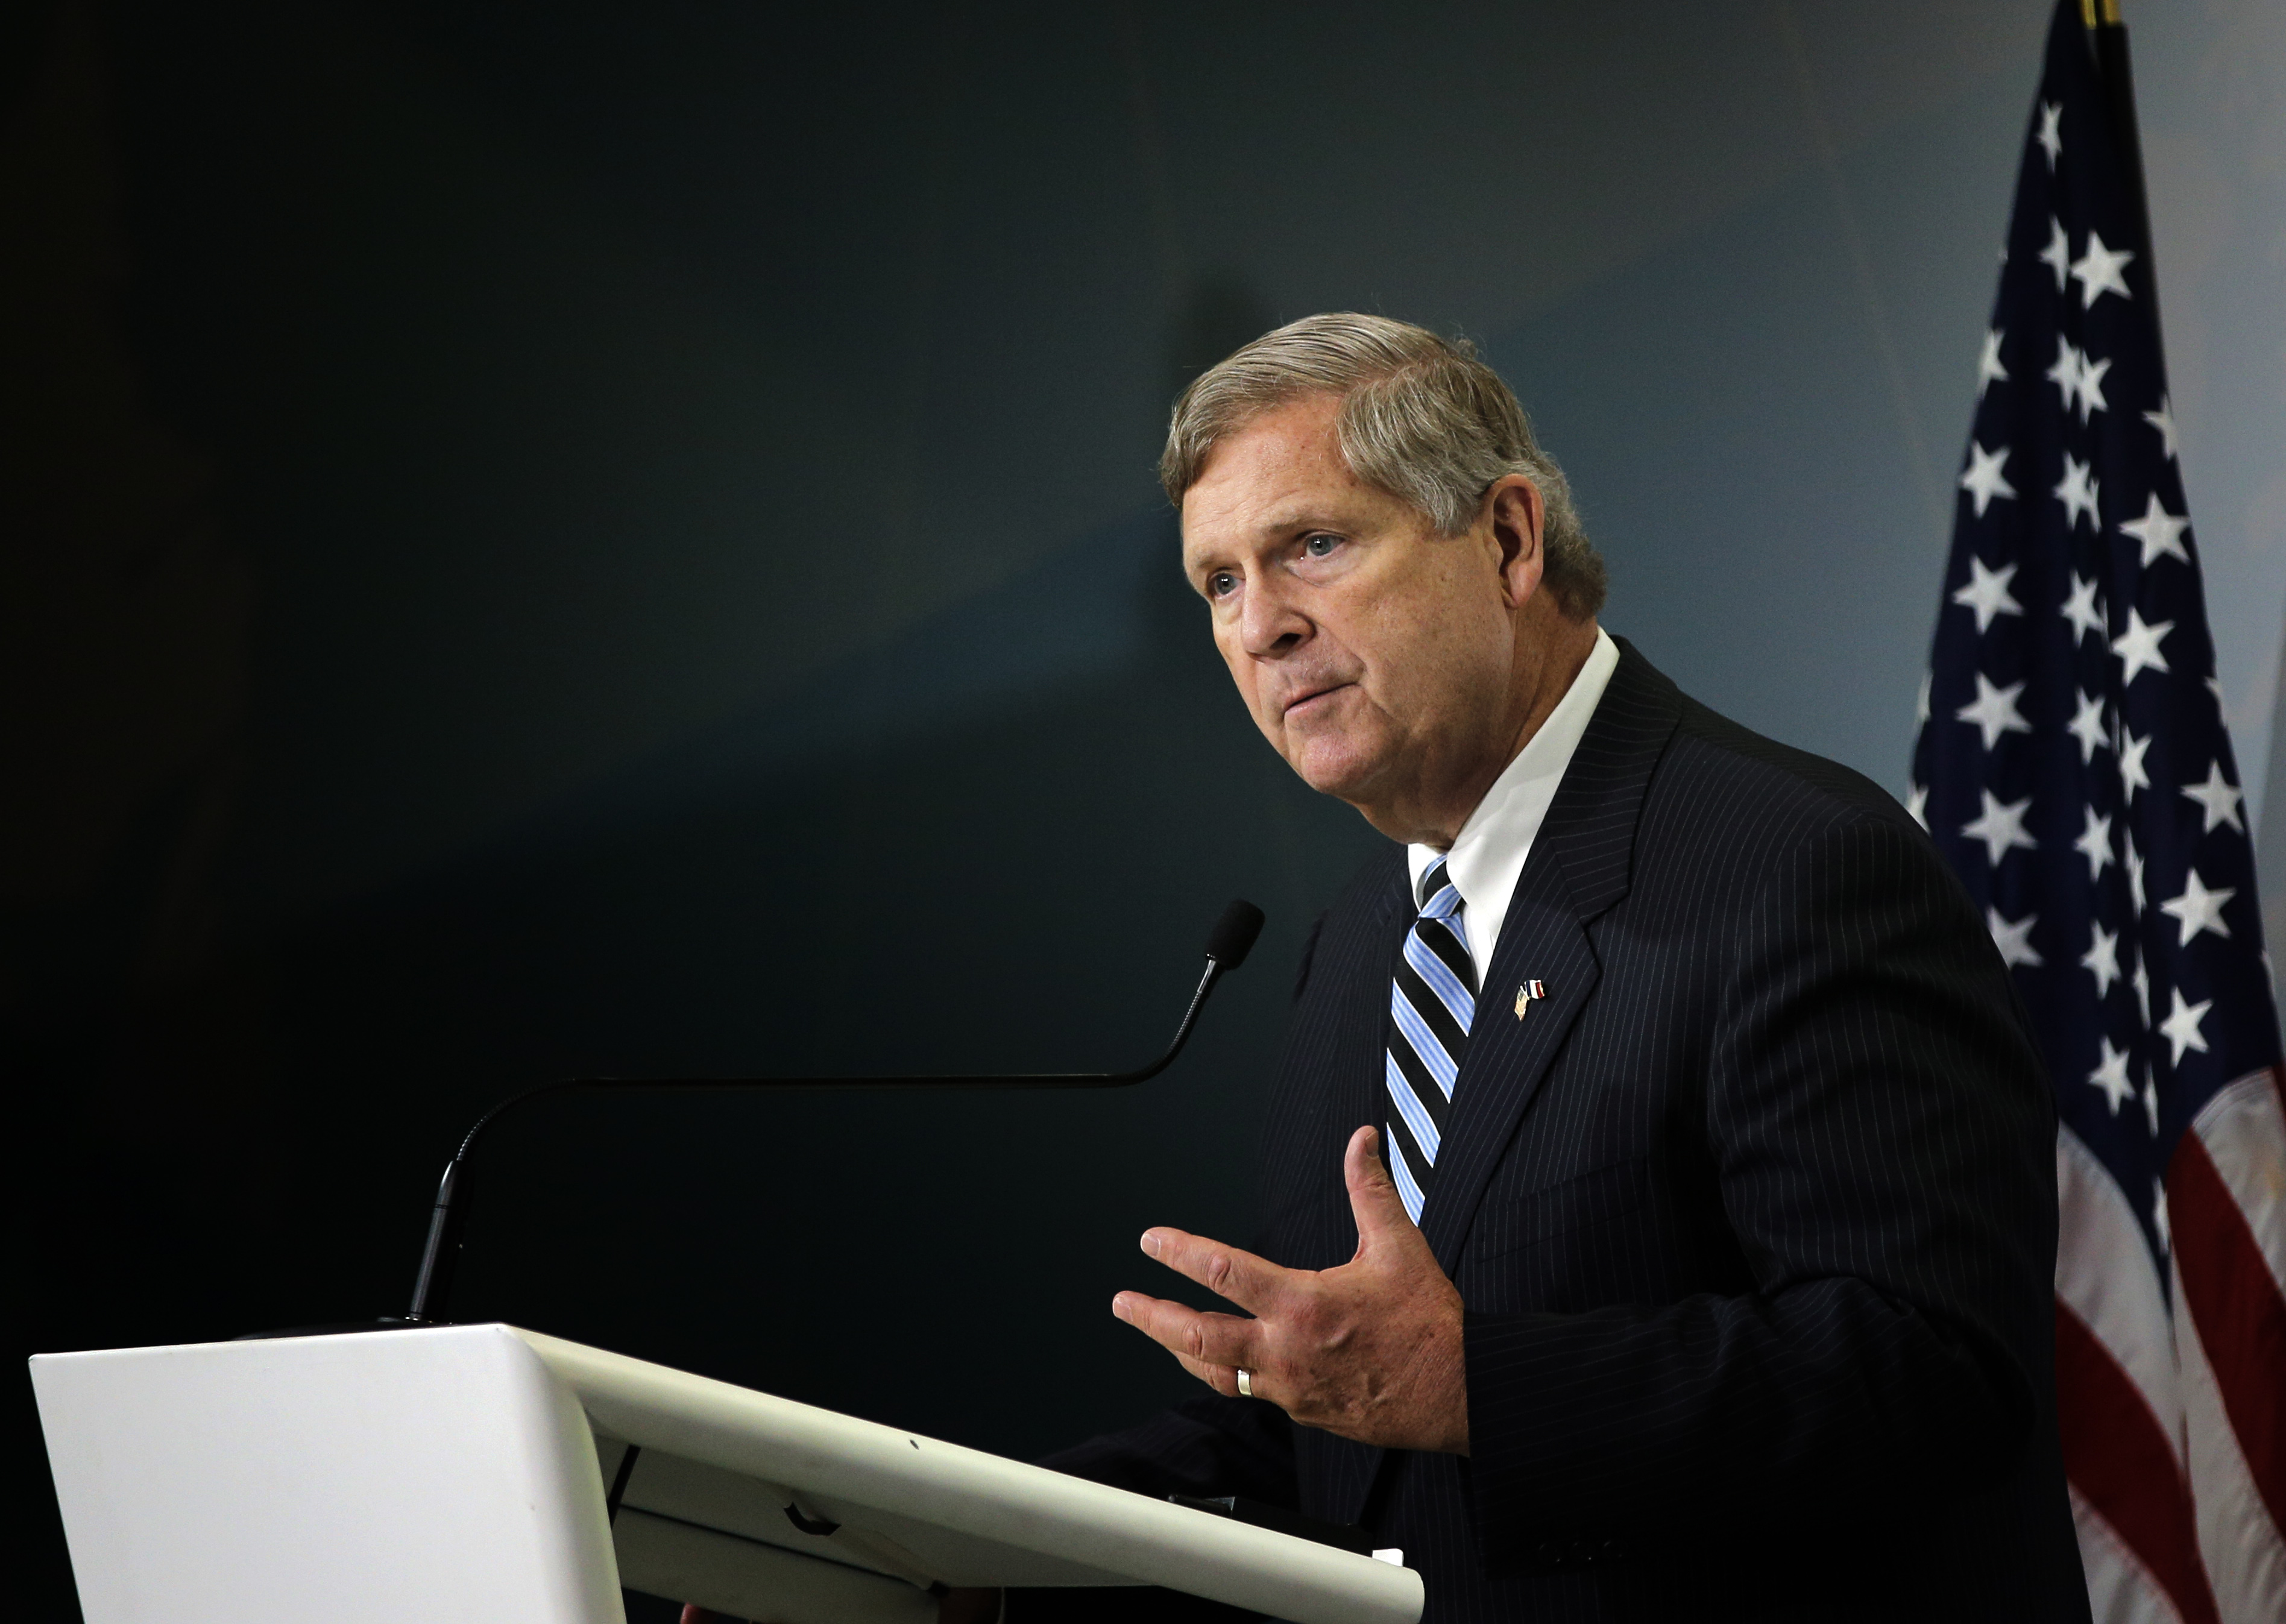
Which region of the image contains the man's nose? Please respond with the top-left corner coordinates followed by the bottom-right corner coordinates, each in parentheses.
top-left (1239, 579), bottom-right (1311, 658)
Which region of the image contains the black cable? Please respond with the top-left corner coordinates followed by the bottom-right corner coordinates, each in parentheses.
top-left (397, 899), bottom-right (1264, 1325)
top-left (606, 1444), bottom-right (641, 1525)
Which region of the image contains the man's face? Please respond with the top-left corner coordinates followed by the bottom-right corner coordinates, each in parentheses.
top-left (1179, 394), bottom-right (1538, 836)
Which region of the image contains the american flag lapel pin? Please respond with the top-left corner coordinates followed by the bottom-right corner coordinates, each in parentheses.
top-left (1514, 979), bottom-right (1545, 1020)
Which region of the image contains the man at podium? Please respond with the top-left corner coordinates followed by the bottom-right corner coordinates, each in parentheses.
top-left (953, 315), bottom-right (2083, 1622)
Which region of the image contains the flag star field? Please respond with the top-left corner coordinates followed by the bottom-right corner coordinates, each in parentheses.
top-left (1910, 23), bottom-right (2275, 1275)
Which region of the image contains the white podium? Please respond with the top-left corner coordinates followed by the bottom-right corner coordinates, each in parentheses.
top-left (31, 1323), bottom-right (1423, 1624)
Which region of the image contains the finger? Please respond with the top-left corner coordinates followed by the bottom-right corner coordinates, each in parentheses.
top-left (1112, 1291), bottom-right (1262, 1371)
top-left (1138, 1227), bottom-right (1294, 1315)
top-left (1344, 1125), bottom-right (1419, 1251)
top-left (1170, 1347), bottom-right (1245, 1397)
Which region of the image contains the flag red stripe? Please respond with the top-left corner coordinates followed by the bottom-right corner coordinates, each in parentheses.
top-left (2169, 1130), bottom-right (2286, 1537)
top-left (2054, 1298), bottom-right (2221, 1624)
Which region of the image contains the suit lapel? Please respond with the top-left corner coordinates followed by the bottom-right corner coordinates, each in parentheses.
top-left (1418, 862), bottom-right (1598, 1273)
top-left (1417, 640), bottom-right (1683, 1270)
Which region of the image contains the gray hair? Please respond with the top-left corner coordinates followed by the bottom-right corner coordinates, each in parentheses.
top-left (1160, 312), bottom-right (1607, 620)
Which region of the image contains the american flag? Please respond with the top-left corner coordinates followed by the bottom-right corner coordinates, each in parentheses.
top-left (1910, 5), bottom-right (2286, 1619)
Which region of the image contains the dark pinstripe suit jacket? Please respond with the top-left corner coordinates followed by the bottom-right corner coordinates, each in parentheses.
top-left (1042, 642), bottom-right (2089, 1623)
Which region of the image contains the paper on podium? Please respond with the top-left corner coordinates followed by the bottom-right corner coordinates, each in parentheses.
top-left (31, 1323), bottom-right (1423, 1624)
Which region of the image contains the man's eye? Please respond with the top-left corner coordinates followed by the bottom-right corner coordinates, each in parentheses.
top-left (1207, 570), bottom-right (1239, 597)
top-left (1302, 533), bottom-right (1341, 558)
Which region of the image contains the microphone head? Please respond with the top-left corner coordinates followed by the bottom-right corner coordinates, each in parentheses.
top-left (1206, 899), bottom-right (1267, 969)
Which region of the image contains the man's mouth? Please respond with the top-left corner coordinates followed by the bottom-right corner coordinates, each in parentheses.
top-left (1282, 681), bottom-right (1352, 719)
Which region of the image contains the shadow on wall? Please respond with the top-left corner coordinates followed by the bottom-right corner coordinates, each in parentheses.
top-left (245, 268), bottom-right (1335, 1471)
top-left (257, 486), bottom-right (1384, 1455)
top-left (7, 14), bottom-right (1351, 1588)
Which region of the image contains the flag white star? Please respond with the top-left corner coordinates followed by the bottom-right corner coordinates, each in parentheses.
top-left (2073, 350), bottom-right (2112, 421)
top-left (2081, 921), bottom-right (2122, 996)
top-left (2073, 805), bottom-right (2114, 878)
top-left (1905, 782), bottom-right (1928, 830)
top-left (2061, 574), bottom-right (2105, 644)
top-left (2039, 215), bottom-right (2070, 291)
top-left (2111, 608), bottom-right (2173, 684)
top-left (2036, 102), bottom-right (2064, 168)
top-left (1951, 556), bottom-right (2024, 631)
top-left (2086, 1036), bottom-right (2135, 1113)
top-left (2070, 230), bottom-right (2136, 307)
top-left (2181, 760), bottom-right (2246, 834)
top-left (2160, 867), bottom-right (2235, 945)
top-left (2133, 958), bottom-right (2152, 1027)
top-left (2143, 395), bottom-right (2179, 460)
top-left (2067, 691), bottom-right (2109, 764)
top-left (2120, 729), bottom-right (2152, 796)
top-left (1915, 673), bottom-right (1931, 725)
top-left (1977, 329), bottom-right (2008, 398)
top-left (1956, 673), bottom-right (2032, 749)
top-left (2045, 337), bottom-right (2085, 417)
top-left (2127, 840), bottom-right (2147, 910)
top-left (1987, 906), bottom-right (2042, 969)
top-left (2055, 454), bottom-right (2100, 530)
top-left (1962, 790), bottom-right (2038, 866)
top-left (2159, 986), bottom-right (2212, 1065)
top-left (1958, 442), bottom-right (2016, 518)
top-left (2119, 492), bottom-right (2190, 567)
top-left (2141, 1082), bottom-right (2161, 1137)
top-left (2152, 1177), bottom-right (2170, 1248)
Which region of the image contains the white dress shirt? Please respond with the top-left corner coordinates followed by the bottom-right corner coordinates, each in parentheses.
top-left (1404, 628), bottom-right (1620, 980)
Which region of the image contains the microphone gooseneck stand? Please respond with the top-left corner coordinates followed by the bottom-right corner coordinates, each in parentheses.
top-left (392, 898), bottom-right (1267, 1326)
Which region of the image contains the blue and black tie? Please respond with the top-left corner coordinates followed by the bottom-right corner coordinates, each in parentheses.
top-left (1385, 857), bottom-right (1477, 1223)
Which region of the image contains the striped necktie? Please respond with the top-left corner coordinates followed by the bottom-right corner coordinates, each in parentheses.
top-left (1385, 857), bottom-right (1477, 1224)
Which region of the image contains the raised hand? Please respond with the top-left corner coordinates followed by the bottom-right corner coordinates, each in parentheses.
top-left (1112, 1125), bottom-right (1469, 1455)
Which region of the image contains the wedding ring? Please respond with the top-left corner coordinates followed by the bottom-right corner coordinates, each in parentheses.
top-left (1236, 1368), bottom-right (1254, 1399)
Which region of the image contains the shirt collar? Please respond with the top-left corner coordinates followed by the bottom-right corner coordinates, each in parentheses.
top-left (1407, 627), bottom-right (1620, 968)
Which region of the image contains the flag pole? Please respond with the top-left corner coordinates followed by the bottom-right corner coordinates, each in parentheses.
top-left (2081, 0), bottom-right (2158, 322)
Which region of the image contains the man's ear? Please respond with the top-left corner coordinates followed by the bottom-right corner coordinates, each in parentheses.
top-left (1487, 477), bottom-right (1545, 606)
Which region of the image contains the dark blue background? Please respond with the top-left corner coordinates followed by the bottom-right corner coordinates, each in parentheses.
top-left (22, 2), bottom-right (2285, 1617)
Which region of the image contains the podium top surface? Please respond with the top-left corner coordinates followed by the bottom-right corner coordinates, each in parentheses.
top-left (33, 1323), bottom-right (1423, 1624)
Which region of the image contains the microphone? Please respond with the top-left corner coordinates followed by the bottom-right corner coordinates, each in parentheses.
top-left (395, 899), bottom-right (1265, 1326)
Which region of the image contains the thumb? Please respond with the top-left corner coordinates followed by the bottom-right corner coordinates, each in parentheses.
top-left (1344, 1125), bottom-right (1416, 1249)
